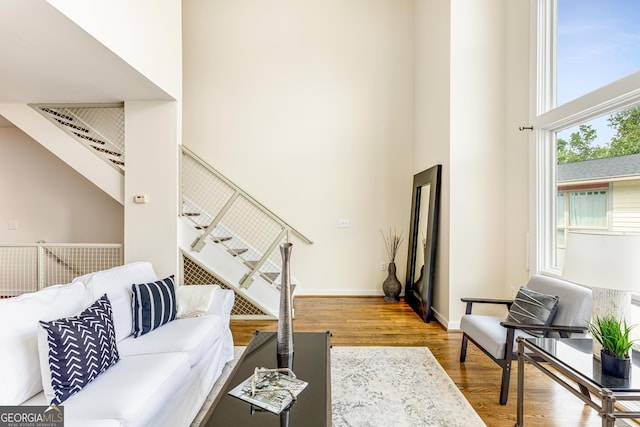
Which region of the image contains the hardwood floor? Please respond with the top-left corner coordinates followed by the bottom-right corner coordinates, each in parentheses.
top-left (230, 296), bottom-right (607, 427)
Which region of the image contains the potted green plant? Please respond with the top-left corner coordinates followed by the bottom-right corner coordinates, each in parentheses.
top-left (587, 315), bottom-right (637, 378)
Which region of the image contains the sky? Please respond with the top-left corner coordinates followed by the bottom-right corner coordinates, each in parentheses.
top-left (556, 0), bottom-right (640, 145)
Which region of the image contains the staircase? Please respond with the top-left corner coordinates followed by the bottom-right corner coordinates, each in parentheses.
top-left (179, 146), bottom-right (312, 319)
top-left (6, 104), bottom-right (311, 319)
top-left (33, 104), bottom-right (125, 172)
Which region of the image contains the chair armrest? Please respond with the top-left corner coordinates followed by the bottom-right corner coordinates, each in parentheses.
top-left (461, 297), bottom-right (513, 314)
top-left (500, 321), bottom-right (588, 336)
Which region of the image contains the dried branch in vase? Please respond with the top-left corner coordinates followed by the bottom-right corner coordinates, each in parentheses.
top-left (380, 227), bottom-right (404, 262)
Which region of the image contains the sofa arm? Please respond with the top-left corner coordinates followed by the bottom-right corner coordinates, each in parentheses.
top-left (206, 286), bottom-right (235, 326)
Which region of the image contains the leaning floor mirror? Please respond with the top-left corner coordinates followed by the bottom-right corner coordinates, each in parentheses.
top-left (404, 164), bottom-right (442, 323)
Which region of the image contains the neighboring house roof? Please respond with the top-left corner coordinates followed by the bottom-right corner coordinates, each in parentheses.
top-left (557, 153), bottom-right (640, 183)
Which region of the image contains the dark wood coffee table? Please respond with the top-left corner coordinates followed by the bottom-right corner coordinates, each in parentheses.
top-left (201, 331), bottom-right (332, 426)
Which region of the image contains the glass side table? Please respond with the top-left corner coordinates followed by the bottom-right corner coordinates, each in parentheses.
top-left (516, 337), bottom-right (640, 426)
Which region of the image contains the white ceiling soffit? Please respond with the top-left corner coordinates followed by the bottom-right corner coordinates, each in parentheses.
top-left (0, 115), bottom-right (13, 127)
top-left (0, 0), bottom-right (172, 104)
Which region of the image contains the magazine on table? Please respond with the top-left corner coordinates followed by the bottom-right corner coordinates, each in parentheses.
top-left (228, 368), bottom-right (308, 414)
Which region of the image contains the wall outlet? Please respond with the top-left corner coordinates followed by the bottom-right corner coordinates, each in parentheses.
top-left (380, 262), bottom-right (386, 271)
top-left (337, 219), bottom-right (350, 228)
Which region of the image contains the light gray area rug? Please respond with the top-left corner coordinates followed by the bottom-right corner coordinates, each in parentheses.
top-left (331, 346), bottom-right (485, 427)
top-left (192, 346), bottom-right (485, 427)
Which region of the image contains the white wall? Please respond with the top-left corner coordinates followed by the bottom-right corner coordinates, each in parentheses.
top-left (414, 0), bottom-right (530, 326)
top-left (123, 101), bottom-right (179, 279)
top-left (413, 0), bottom-right (452, 322)
top-left (182, 0), bottom-right (415, 295)
top-left (0, 126), bottom-right (123, 243)
top-left (47, 0), bottom-right (183, 100)
top-left (504, 2), bottom-right (531, 289)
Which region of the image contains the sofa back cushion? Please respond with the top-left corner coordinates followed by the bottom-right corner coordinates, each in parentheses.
top-left (0, 281), bottom-right (91, 405)
top-left (76, 262), bottom-right (157, 342)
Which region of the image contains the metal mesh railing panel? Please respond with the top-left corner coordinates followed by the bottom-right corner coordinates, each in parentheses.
top-left (0, 244), bottom-right (123, 297)
top-left (181, 146), bottom-right (294, 288)
top-left (32, 104), bottom-right (125, 172)
top-left (0, 247), bottom-right (39, 297)
top-left (181, 153), bottom-right (236, 220)
top-left (221, 195), bottom-right (284, 255)
top-left (42, 246), bottom-right (123, 287)
top-left (65, 106), bottom-right (124, 152)
top-left (182, 255), bottom-right (267, 316)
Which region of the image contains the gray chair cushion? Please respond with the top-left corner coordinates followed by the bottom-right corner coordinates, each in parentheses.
top-left (507, 286), bottom-right (559, 337)
top-left (527, 274), bottom-right (592, 336)
top-left (460, 274), bottom-right (593, 359)
top-left (460, 314), bottom-right (535, 359)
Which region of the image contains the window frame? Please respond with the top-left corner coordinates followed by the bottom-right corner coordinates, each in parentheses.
top-left (531, 0), bottom-right (640, 277)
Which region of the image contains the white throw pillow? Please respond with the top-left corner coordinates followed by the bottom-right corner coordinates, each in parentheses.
top-left (176, 285), bottom-right (218, 319)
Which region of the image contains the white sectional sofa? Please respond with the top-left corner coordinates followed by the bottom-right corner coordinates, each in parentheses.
top-left (0, 262), bottom-right (235, 427)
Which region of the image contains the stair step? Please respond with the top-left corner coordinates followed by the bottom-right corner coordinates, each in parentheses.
top-left (183, 212), bottom-right (201, 217)
top-left (227, 248), bottom-right (248, 257)
top-left (243, 261), bottom-right (281, 284)
top-left (74, 132), bottom-right (106, 145)
top-left (211, 236), bottom-right (232, 243)
top-left (41, 107), bottom-right (74, 121)
top-left (54, 118), bottom-right (90, 133)
top-left (261, 272), bottom-right (280, 283)
top-left (109, 159), bottom-right (125, 166)
top-left (91, 145), bottom-right (122, 156)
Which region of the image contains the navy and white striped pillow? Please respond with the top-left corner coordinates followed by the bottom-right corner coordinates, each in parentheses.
top-left (39, 294), bottom-right (119, 405)
top-left (131, 276), bottom-right (177, 338)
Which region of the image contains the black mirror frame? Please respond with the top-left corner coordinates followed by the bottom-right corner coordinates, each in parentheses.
top-left (404, 164), bottom-right (441, 323)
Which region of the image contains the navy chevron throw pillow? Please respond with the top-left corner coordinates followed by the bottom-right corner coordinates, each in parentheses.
top-left (131, 275), bottom-right (177, 338)
top-left (39, 294), bottom-right (119, 405)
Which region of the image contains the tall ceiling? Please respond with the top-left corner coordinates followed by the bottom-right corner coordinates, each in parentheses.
top-left (0, 0), bottom-right (171, 104)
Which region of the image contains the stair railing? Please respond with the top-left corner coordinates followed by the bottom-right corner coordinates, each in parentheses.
top-left (180, 145), bottom-right (312, 289)
top-left (31, 103), bottom-right (125, 172)
top-left (0, 243), bottom-right (123, 297)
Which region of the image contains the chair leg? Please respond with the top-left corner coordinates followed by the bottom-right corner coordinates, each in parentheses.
top-left (460, 333), bottom-right (469, 362)
top-left (499, 361), bottom-right (511, 405)
top-left (499, 328), bottom-right (516, 405)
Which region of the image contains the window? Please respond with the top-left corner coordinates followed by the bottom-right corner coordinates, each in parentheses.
top-left (556, 1), bottom-right (640, 106)
top-left (534, 0), bottom-right (640, 273)
top-left (534, 0), bottom-right (640, 349)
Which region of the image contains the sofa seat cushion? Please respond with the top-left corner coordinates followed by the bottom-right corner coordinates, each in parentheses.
top-left (461, 314), bottom-right (535, 360)
top-left (117, 315), bottom-right (225, 367)
top-left (0, 281), bottom-right (91, 405)
top-left (59, 352), bottom-right (190, 426)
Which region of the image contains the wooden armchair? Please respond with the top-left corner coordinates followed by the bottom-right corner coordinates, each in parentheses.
top-left (459, 274), bottom-right (592, 405)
